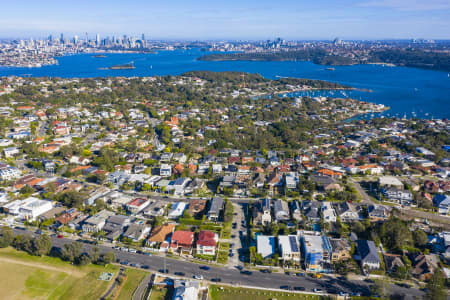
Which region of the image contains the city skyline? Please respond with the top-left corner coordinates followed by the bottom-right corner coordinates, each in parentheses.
top-left (1, 0), bottom-right (450, 40)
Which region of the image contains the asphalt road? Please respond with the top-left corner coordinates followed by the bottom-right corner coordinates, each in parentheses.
top-left (11, 228), bottom-right (424, 299)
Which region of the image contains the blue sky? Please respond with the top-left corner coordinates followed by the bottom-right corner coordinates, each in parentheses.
top-left (1, 0), bottom-right (449, 39)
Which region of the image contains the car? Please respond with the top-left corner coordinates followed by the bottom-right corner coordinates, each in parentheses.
top-left (193, 274), bottom-right (203, 280)
top-left (280, 285), bottom-right (291, 290)
top-left (141, 265), bottom-right (150, 269)
top-left (350, 292), bottom-right (361, 297)
top-left (211, 278), bottom-right (221, 282)
top-left (35, 229), bottom-right (43, 235)
top-left (159, 268), bottom-right (169, 273)
top-left (313, 288), bottom-right (322, 293)
top-left (240, 270), bottom-right (252, 275)
top-left (285, 271), bottom-right (292, 275)
top-left (144, 252), bottom-right (152, 256)
top-left (294, 287), bottom-right (305, 291)
top-left (200, 265), bottom-right (210, 270)
top-left (235, 265), bottom-right (243, 270)
top-left (174, 272), bottom-right (185, 276)
top-left (57, 234), bottom-right (64, 239)
top-left (296, 272), bottom-right (305, 277)
top-left (129, 248), bottom-right (137, 253)
top-left (230, 235), bottom-right (236, 238)
top-left (339, 292), bottom-right (349, 296)
top-left (121, 247), bottom-right (128, 252)
top-left (260, 269), bottom-right (272, 273)
top-left (121, 261), bottom-right (129, 265)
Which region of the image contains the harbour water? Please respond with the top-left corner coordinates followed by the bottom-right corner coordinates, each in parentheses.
top-left (0, 49), bottom-right (449, 119)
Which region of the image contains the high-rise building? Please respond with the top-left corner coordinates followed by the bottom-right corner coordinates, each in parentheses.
top-left (73, 35), bottom-right (78, 44)
top-left (96, 34), bottom-right (100, 46)
top-left (60, 33), bottom-right (64, 44)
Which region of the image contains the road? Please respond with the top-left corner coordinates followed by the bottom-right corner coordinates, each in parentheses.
top-left (11, 228), bottom-right (424, 299)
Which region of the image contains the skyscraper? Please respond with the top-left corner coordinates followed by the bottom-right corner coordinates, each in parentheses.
top-left (96, 34), bottom-right (100, 46)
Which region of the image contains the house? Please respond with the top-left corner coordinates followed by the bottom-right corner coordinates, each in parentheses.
top-left (123, 224), bottom-right (151, 242)
top-left (170, 230), bottom-right (195, 255)
top-left (278, 235), bottom-right (301, 263)
top-left (253, 198), bottom-right (271, 225)
top-left (301, 232), bottom-right (332, 272)
top-left (285, 172), bottom-right (298, 189)
top-left (311, 175), bottom-right (342, 191)
top-left (186, 199), bottom-right (207, 217)
top-left (196, 230), bottom-right (219, 255)
top-left (274, 199), bottom-right (290, 222)
top-left (146, 224), bottom-right (176, 247)
top-left (0, 163), bottom-right (21, 181)
top-left (381, 188), bottom-right (413, 205)
top-left (321, 202), bottom-right (337, 223)
top-left (302, 200), bottom-right (321, 223)
top-left (82, 210), bottom-right (115, 233)
top-left (329, 238), bottom-right (352, 262)
top-left (103, 215), bottom-right (131, 241)
top-left (170, 177), bottom-right (191, 196)
top-left (384, 253), bottom-right (405, 274)
top-left (160, 164), bottom-right (172, 177)
top-left (165, 201), bottom-right (186, 219)
top-left (368, 204), bottom-right (390, 222)
top-left (411, 254), bottom-right (438, 281)
top-left (207, 197), bottom-right (224, 221)
top-left (173, 279), bottom-right (199, 300)
top-left (356, 240), bottom-right (381, 270)
top-left (433, 194), bottom-right (450, 215)
top-left (290, 200), bottom-right (302, 221)
top-left (378, 176), bottom-right (403, 189)
top-left (257, 235), bottom-right (276, 259)
top-left (126, 198), bottom-right (150, 213)
top-left (55, 208), bottom-right (79, 225)
top-left (335, 202), bottom-right (360, 222)
top-left (142, 201), bottom-right (168, 218)
top-left (3, 147), bottom-right (20, 158)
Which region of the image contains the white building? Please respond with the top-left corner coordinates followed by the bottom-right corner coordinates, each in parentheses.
top-left (321, 201), bottom-right (337, 223)
top-left (278, 235), bottom-right (301, 262)
top-left (2, 197), bottom-right (52, 221)
top-left (172, 280), bottom-right (199, 300)
top-left (168, 202), bottom-right (187, 219)
top-left (160, 164), bottom-right (172, 177)
top-left (0, 163), bottom-right (21, 181)
top-left (257, 235), bottom-right (276, 259)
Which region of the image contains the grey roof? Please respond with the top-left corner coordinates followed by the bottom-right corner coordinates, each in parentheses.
top-left (209, 197), bottom-right (224, 215)
top-left (357, 240), bottom-right (381, 265)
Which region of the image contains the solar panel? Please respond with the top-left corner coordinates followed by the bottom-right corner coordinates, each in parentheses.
top-left (289, 236), bottom-right (299, 252)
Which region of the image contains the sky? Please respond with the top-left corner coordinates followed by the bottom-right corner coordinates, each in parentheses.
top-left (0, 0), bottom-right (449, 40)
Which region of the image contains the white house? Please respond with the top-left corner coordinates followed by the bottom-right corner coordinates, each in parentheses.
top-left (160, 164), bottom-right (172, 177)
top-left (2, 197), bottom-right (52, 221)
top-left (322, 201), bottom-right (337, 222)
top-left (257, 235), bottom-right (276, 259)
top-left (168, 202), bottom-right (187, 219)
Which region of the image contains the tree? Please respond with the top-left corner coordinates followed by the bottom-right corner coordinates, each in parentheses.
top-left (425, 269), bottom-right (447, 300)
top-left (13, 234), bottom-right (34, 254)
top-left (61, 242), bottom-right (83, 263)
top-left (90, 246), bottom-right (100, 264)
top-left (379, 217), bottom-right (412, 252)
top-left (0, 226), bottom-right (14, 248)
top-left (412, 229), bottom-right (428, 248)
top-left (33, 234), bottom-right (52, 256)
top-left (371, 278), bottom-right (389, 299)
top-left (76, 253), bottom-right (91, 266)
top-left (102, 251), bottom-right (115, 264)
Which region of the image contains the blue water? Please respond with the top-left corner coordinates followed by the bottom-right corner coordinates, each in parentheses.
top-left (0, 48), bottom-right (449, 119)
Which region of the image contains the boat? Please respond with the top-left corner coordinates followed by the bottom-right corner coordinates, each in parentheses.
top-left (109, 61), bottom-right (135, 70)
top-left (93, 55), bottom-right (107, 58)
top-left (325, 67), bottom-right (335, 71)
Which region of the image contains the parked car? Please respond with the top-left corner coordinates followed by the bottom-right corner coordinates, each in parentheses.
top-left (193, 274), bottom-right (203, 280)
top-left (211, 278), bottom-right (221, 282)
top-left (313, 288), bottom-right (322, 293)
top-left (174, 272), bottom-right (185, 276)
top-left (294, 287), bottom-right (305, 291)
top-left (57, 234), bottom-right (63, 239)
top-left (200, 266), bottom-right (210, 270)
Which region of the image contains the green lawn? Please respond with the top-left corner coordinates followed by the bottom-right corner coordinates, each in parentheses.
top-left (209, 285), bottom-right (323, 300)
top-left (150, 286), bottom-right (173, 300)
top-left (0, 247), bottom-right (118, 300)
top-left (115, 268), bottom-right (148, 300)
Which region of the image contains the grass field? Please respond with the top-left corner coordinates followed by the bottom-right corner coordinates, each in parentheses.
top-left (0, 247), bottom-right (118, 300)
top-left (115, 268), bottom-right (148, 300)
top-left (150, 286), bottom-right (172, 300)
top-left (209, 285), bottom-right (323, 300)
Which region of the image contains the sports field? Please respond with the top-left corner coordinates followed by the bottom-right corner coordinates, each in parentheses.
top-left (0, 247), bottom-right (118, 300)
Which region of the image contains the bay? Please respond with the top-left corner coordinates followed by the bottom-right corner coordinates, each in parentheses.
top-left (0, 48), bottom-right (449, 119)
